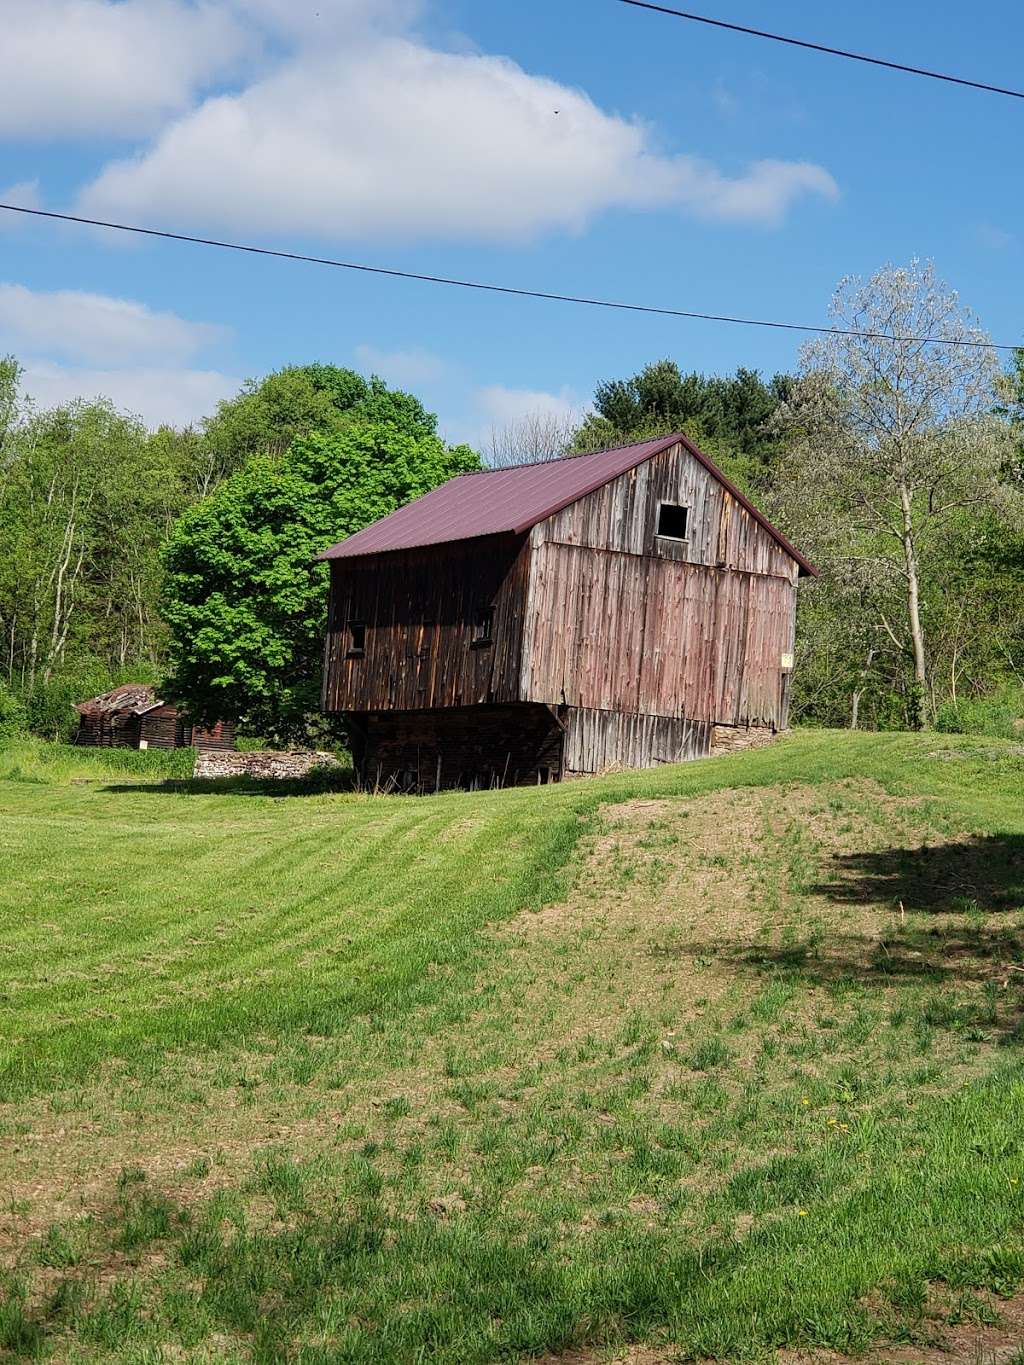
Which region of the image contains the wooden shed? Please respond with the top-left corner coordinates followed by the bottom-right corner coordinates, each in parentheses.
top-left (318, 433), bottom-right (814, 790)
top-left (73, 684), bottom-right (234, 752)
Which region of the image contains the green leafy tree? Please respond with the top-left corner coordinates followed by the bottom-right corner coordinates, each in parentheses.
top-left (572, 360), bottom-right (792, 494)
top-left (161, 417), bottom-right (479, 740)
top-left (998, 348), bottom-right (1024, 473)
top-left (200, 363), bottom-right (436, 482)
top-left (0, 377), bottom-right (159, 689)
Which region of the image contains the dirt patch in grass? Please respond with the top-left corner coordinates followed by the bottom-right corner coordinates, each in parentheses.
top-left (784, 1288), bottom-right (1024, 1363)
top-left (501, 778), bottom-right (1019, 1061)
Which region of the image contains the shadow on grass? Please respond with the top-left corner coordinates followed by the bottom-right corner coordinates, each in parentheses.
top-left (749, 835), bottom-right (1024, 986)
top-left (102, 766), bottom-right (358, 798)
top-left (811, 833), bottom-right (1024, 917)
top-left (668, 835), bottom-right (1024, 1037)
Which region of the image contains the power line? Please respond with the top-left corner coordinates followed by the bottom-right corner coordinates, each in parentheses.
top-left (615, 0), bottom-right (1024, 101)
top-left (0, 202), bottom-right (1017, 352)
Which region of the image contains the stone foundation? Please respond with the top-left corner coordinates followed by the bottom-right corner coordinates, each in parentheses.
top-left (193, 749), bottom-right (343, 780)
top-left (709, 724), bottom-right (777, 756)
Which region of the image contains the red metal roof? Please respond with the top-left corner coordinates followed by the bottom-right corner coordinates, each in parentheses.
top-left (317, 433), bottom-right (815, 576)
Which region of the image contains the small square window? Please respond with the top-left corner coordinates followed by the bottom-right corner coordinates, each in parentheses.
top-left (657, 502), bottom-right (689, 541)
top-left (471, 605), bottom-right (494, 646)
top-left (347, 620), bottom-right (366, 656)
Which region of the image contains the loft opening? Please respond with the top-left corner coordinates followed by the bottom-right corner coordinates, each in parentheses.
top-left (346, 620), bottom-right (366, 656)
top-left (470, 604), bottom-right (494, 647)
top-left (656, 502), bottom-right (689, 541)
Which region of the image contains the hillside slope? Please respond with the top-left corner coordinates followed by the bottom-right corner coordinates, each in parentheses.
top-left (1, 732), bottom-right (1023, 1362)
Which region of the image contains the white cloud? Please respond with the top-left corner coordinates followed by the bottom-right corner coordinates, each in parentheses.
top-left (474, 384), bottom-right (578, 428)
top-left (0, 0), bottom-right (253, 140)
top-left (440, 383), bottom-right (583, 452)
top-left (690, 159), bottom-right (837, 228)
top-left (354, 344), bottom-right (451, 388)
top-left (230, 0), bottom-right (421, 41)
top-left (19, 361), bottom-right (240, 429)
top-left (76, 32), bottom-right (838, 243)
top-left (0, 181), bottom-right (42, 231)
top-left (0, 283), bottom-right (226, 366)
top-left (0, 282), bottom-right (236, 429)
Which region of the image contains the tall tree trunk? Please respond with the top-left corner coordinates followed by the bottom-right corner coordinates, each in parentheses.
top-left (899, 483), bottom-right (927, 728)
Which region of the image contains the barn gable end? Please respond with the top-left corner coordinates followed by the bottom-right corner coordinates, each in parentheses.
top-left (519, 439), bottom-right (798, 728)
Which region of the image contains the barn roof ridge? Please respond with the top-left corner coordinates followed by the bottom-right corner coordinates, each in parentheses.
top-left (318, 432), bottom-right (815, 576)
top-left (458, 432), bottom-right (680, 476)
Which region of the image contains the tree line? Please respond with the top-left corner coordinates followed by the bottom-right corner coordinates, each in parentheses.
top-left (1, 259), bottom-right (1022, 744)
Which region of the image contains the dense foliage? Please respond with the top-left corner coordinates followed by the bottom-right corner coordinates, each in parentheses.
top-left (0, 359), bottom-right (190, 738)
top-left (570, 272), bottom-right (1024, 734)
top-left (0, 362), bottom-right (477, 742)
top-left (571, 359), bottom-right (792, 493)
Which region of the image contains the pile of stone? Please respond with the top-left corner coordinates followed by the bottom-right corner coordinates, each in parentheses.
top-left (192, 749), bottom-right (343, 780)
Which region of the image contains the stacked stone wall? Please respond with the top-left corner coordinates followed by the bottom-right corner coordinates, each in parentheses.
top-left (193, 750), bottom-right (342, 780)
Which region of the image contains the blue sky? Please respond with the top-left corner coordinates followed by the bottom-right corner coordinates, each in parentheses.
top-left (0, 0), bottom-right (1020, 449)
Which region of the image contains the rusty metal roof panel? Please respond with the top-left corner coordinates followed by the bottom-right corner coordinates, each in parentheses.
top-left (316, 433), bottom-right (815, 576)
top-left (73, 684), bottom-right (161, 715)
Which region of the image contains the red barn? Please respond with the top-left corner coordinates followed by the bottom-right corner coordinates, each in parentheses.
top-left (317, 433), bottom-right (814, 790)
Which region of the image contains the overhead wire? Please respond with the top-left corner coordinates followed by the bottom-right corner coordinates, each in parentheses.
top-left (614, 0), bottom-right (1024, 101)
top-left (0, 204), bottom-right (1016, 352)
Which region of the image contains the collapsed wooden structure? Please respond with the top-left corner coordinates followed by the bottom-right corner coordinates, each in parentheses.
top-left (73, 684), bottom-right (234, 751)
top-left (318, 433), bottom-right (814, 790)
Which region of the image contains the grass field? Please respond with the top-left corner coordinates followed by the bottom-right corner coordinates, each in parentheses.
top-left (2, 731), bottom-right (1024, 1363)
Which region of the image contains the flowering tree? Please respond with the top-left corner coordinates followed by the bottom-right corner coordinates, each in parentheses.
top-left (775, 261), bottom-right (1015, 727)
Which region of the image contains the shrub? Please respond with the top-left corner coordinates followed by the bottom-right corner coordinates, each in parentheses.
top-left (934, 687), bottom-right (1024, 740)
top-left (0, 684), bottom-right (28, 740)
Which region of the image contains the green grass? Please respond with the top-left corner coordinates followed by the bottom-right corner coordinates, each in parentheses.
top-left (2, 730), bottom-right (1024, 1362)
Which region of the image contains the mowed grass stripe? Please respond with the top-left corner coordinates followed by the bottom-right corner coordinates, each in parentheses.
top-left (1, 797), bottom-right (415, 984)
top-left (3, 733), bottom-right (1024, 1361)
top-left (1, 775), bottom-right (588, 1095)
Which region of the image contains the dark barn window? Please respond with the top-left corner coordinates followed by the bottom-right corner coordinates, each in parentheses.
top-left (347, 621), bottom-right (366, 656)
top-left (656, 502), bottom-right (689, 541)
top-left (470, 604), bottom-right (494, 647)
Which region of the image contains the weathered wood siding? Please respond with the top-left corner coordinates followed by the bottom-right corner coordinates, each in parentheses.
top-left (74, 712), bottom-right (111, 746)
top-left (563, 708), bottom-right (712, 774)
top-left (111, 715), bottom-right (142, 748)
top-left (536, 440), bottom-right (799, 580)
top-left (193, 720), bottom-right (235, 752)
top-left (320, 437), bottom-right (803, 782)
top-left (76, 706), bottom-right (234, 750)
top-left (138, 709), bottom-right (235, 751)
top-left (323, 535), bottom-right (529, 714)
top-left (521, 542), bottom-right (794, 727)
top-left (138, 707), bottom-right (180, 748)
top-left (350, 703), bottom-right (563, 791)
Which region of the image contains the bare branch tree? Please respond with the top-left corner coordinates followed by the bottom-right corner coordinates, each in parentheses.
top-left (486, 408), bottom-right (585, 469)
top-left (773, 260), bottom-right (1016, 728)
